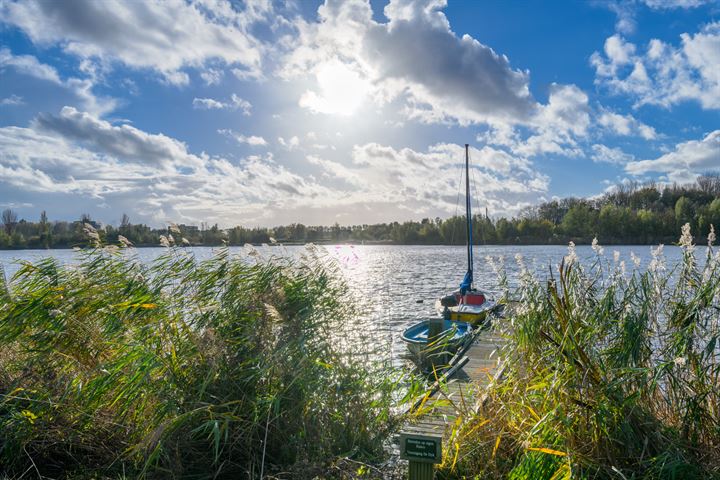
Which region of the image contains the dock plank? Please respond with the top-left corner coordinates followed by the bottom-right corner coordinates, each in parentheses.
top-left (402, 328), bottom-right (504, 442)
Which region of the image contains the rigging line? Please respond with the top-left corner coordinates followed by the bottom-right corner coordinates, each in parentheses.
top-left (470, 153), bottom-right (492, 294)
top-left (444, 153), bottom-right (466, 293)
top-left (470, 162), bottom-right (486, 246)
top-left (450, 159), bottom-right (463, 245)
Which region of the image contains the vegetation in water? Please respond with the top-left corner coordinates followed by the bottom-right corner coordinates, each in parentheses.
top-left (441, 224), bottom-right (720, 479)
top-left (0, 236), bottom-right (409, 478)
top-left (1, 175), bottom-right (718, 249)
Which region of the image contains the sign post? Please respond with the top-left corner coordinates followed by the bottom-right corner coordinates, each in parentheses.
top-left (399, 433), bottom-right (442, 480)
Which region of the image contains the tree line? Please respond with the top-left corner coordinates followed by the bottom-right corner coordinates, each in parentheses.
top-left (1, 175), bottom-right (719, 249)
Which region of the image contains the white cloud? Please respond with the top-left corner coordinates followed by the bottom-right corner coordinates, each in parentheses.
top-left (625, 130), bottom-right (720, 179)
top-left (200, 68), bottom-right (223, 86)
top-left (0, 109), bottom-right (341, 225)
top-left (278, 136), bottom-right (300, 150)
top-left (0, 108), bottom-right (553, 225)
top-left (642, 0), bottom-right (714, 9)
top-left (0, 94), bottom-right (24, 106)
top-left (307, 154), bottom-right (363, 186)
top-left (317, 142), bottom-right (550, 216)
top-left (606, 2), bottom-right (636, 35)
top-left (0, 47), bottom-right (61, 83)
top-left (592, 35), bottom-right (636, 76)
top-left (603, 0), bottom-right (712, 36)
top-left (193, 98), bottom-right (226, 110)
top-left (597, 109), bottom-right (657, 139)
top-left (0, 124), bottom-right (156, 195)
top-left (229, 94), bottom-right (252, 115)
top-left (33, 106), bottom-right (204, 169)
top-left (592, 23), bottom-right (720, 109)
top-left (282, 1), bottom-right (599, 159)
top-left (535, 84), bottom-right (591, 137)
top-left (193, 94), bottom-right (252, 114)
top-left (0, 47), bottom-right (116, 115)
top-left (0, 0), bottom-right (268, 84)
top-left (218, 129), bottom-right (267, 146)
top-left (282, 0), bottom-right (537, 126)
top-left (480, 84), bottom-right (591, 158)
top-left (591, 144), bottom-right (635, 165)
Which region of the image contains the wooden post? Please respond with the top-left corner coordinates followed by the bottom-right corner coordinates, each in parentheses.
top-left (400, 433), bottom-right (442, 480)
top-left (408, 461), bottom-right (434, 479)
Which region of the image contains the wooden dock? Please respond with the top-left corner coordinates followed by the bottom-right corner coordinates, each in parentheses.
top-left (402, 328), bottom-right (505, 444)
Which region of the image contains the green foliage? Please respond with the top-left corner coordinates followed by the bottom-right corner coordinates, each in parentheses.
top-left (675, 196), bottom-right (695, 228)
top-left (444, 227), bottom-right (720, 479)
top-left (561, 203), bottom-right (597, 239)
top-left (0, 244), bottom-right (406, 478)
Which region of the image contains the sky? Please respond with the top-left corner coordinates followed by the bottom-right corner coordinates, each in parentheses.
top-left (0, 0), bottom-right (718, 228)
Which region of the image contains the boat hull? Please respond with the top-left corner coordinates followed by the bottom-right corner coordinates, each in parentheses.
top-left (435, 299), bottom-right (499, 326)
top-left (400, 319), bottom-right (473, 367)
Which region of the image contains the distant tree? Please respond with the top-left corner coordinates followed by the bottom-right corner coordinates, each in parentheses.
top-left (538, 201), bottom-right (564, 225)
top-left (697, 173), bottom-right (720, 197)
top-left (290, 223), bottom-right (306, 242)
top-left (674, 196), bottom-right (694, 228)
top-left (474, 216), bottom-right (497, 244)
top-left (636, 209), bottom-right (662, 243)
top-left (10, 231), bottom-right (26, 248)
top-left (38, 210), bottom-right (51, 248)
top-left (598, 204), bottom-right (637, 241)
top-left (1, 209), bottom-right (18, 236)
top-left (630, 185), bottom-right (661, 210)
top-left (561, 204), bottom-right (596, 239)
top-left (495, 218), bottom-right (517, 243)
top-left (517, 218), bottom-right (554, 243)
top-left (706, 198), bottom-right (720, 232)
top-left (331, 222), bottom-right (342, 241)
top-left (121, 213), bottom-right (131, 228)
top-left (440, 216), bottom-right (466, 244)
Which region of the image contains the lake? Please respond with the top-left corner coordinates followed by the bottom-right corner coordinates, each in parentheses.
top-left (0, 244), bottom-right (687, 365)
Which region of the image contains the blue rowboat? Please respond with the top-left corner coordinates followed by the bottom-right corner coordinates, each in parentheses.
top-left (401, 319), bottom-right (473, 365)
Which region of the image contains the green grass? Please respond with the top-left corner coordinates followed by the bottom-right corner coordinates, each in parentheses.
top-left (0, 239), bottom-right (409, 479)
top-left (443, 225), bottom-right (720, 480)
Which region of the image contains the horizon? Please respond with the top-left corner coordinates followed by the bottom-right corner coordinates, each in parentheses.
top-left (1, 0), bottom-right (718, 229)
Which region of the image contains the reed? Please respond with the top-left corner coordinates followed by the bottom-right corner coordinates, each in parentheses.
top-left (443, 224), bottom-right (720, 479)
top-left (0, 240), bottom-right (407, 478)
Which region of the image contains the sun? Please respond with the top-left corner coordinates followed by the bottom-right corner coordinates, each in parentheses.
top-left (299, 60), bottom-right (371, 116)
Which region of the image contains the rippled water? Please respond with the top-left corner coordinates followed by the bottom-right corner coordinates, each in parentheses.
top-left (0, 244), bottom-right (686, 364)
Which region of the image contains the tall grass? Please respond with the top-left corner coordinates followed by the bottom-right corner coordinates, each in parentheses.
top-left (0, 240), bottom-right (406, 478)
top-left (445, 225), bottom-right (720, 479)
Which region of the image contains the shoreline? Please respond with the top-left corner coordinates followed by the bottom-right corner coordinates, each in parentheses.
top-left (0, 240), bottom-right (684, 251)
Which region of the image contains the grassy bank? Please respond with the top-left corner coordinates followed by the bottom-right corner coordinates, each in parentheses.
top-left (443, 225), bottom-right (720, 479)
top-left (0, 238), bottom-right (408, 478)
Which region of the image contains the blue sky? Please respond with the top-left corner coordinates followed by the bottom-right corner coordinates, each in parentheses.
top-left (0, 0), bottom-right (718, 228)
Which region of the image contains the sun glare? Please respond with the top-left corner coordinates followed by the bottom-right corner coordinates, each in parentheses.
top-left (300, 61), bottom-right (370, 116)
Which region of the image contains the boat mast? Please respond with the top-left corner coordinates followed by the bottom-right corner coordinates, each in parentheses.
top-left (465, 144), bottom-right (473, 284)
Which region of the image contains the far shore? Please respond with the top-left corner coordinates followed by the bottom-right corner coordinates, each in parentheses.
top-left (0, 239), bottom-right (684, 252)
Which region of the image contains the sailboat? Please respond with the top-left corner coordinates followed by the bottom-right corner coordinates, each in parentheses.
top-left (435, 144), bottom-right (499, 325)
top-left (400, 144), bottom-right (495, 368)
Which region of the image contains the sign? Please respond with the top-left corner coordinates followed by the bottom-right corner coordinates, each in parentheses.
top-left (399, 433), bottom-right (442, 464)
